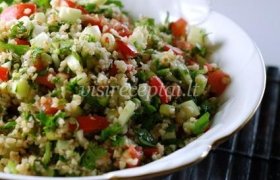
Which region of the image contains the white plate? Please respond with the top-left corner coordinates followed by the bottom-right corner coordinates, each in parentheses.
top-left (0, 2), bottom-right (266, 180)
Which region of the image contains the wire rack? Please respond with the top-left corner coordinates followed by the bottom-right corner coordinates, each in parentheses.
top-left (151, 67), bottom-right (280, 180)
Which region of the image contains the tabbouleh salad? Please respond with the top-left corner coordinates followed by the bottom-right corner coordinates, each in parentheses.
top-left (0, 0), bottom-right (230, 177)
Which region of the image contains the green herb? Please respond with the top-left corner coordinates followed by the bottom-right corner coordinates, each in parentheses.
top-left (80, 143), bottom-right (107, 170)
top-left (0, 41), bottom-right (29, 55)
top-left (36, 111), bottom-right (65, 133)
top-left (33, 0), bottom-right (50, 9)
top-left (151, 96), bottom-right (161, 109)
top-left (137, 71), bottom-right (155, 82)
top-left (136, 129), bottom-right (157, 147)
top-left (48, 24), bottom-right (60, 32)
top-left (100, 123), bottom-right (123, 141)
top-left (31, 47), bottom-right (44, 59)
top-left (0, 121), bottom-right (16, 130)
top-left (136, 18), bottom-right (155, 27)
top-left (142, 101), bottom-right (157, 114)
top-left (105, 0), bottom-right (124, 8)
top-left (111, 135), bottom-right (125, 147)
top-left (84, 3), bottom-right (96, 13)
top-left (1, 0), bottom-right (14, 5)
top-left (59, 40), bottom-right (73, 56)
top-left (0, 7), bottom-right (3, 13)
top-left (191, 44), bottom-right (207, 57)
top-left (0, 121), bottom-right (16, 133)
top-left (42, 142), bottom-right (52, 165)
top-left (84, 94), bottom-right (110, 110)
top-left (10, 21), bottom-right (30, 38)
top-left (192, 112), bottom-right (210, 135)
top-left (200, 99), bottom-right (218, 115)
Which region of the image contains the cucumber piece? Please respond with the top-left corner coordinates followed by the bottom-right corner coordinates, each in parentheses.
top-left (176, 100), bottom-right (200, 123)
top-left (194, 74), bottom-right (207, 96)
top-left (30, 32), bottom-right (51, 49)
top-left (13, 79), bottom-right (31, 99)
top-left (65, 53), bottom-right (83, 73)
top-left (6, 161), bottom-right (17, 174)
top-left (117, 100), bottom-right (136, 126)
top-left (138, 83), bottom-right (151, 102)
top-left (56, 140), bottom-right (71, 151)
top-left (59, 7), bottom-right (82, 23)
top-left (81, 26), bottom-right (102, 41)
top-left (188, 27), bottom-right (207, 46)
top-left (160, 104), bottom-right (175, 117)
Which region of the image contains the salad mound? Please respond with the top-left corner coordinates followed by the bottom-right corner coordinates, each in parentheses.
top-left (0, 0), bottom-right (230, 176)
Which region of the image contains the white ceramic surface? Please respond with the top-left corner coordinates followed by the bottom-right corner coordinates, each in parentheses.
top-left (0, 1), bottom-right (266, 180)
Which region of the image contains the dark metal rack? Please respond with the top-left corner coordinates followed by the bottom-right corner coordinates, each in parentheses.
top-left (153, 67), bottom-right (280, 180)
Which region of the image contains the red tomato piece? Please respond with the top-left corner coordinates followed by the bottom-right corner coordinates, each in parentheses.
top-left (15, 38), bottom-right (30, 46)
top-left (35, 73), bottom-right (55, 89)
top-left (149, 76), bottom-right (170, 104)
top-left (109, 20), bottom-right (131, 37)
top-left (76, 115), bottom-right (109, 133)
top-left (0, 3), bottom-right (36, 21)
top-left (143, 147), bottom-right (159, 157)
top-left (205, 63), bottom-right (214, 72)
top-left (33, 59), bottom-right (45, 71)
top-left (109, 63), bottom-right (118, 76)
top-left (68, 122), bottom-right (78, 132)
top-left (81, 15), bottom-right (104, 30)
top-left (126, 146), bottom-right (143, 168)
top-left (163, 44), bottom-right (184, 56)
top-left (173, 39), bottom-right (193, 51)
top-left (60, 0), bottom-right (88, 14)
top-left (186, 59), bottom-right (198, 66)
top-left (116, 39), bottom-right (137, 59)
top-left (41, 97), bottom-right (59, 115)
top-left (170, 18), bottom-right (187, 37)
top-left (0, 67), bottom-right (9, 82)
top-left (208, 70), bottom-right (230, 96)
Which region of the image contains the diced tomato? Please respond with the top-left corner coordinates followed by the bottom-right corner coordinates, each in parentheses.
top-left (109, 63), bottom-right (118, 76)
top-left (60, 0), bottom-right (88, 14)
top-left (163, 44), bottom-right (184, 56)
top-left (41, 97), bottom-right (59, 115)
top-left (205, 63), bottom-right (214, 72)
top-left (143, 147), bottom-right (159, 157)
top-left (33, 59), bottom-right (45, 71)
top-left (0, 67), bottom-right (9, 82)
top-left (126, 146), bottom-right (143, 168)
top-left (149, 76), bottom-right (170, 104)
top-left (68, 122), bottom-right (78, 132)
top-left (116, 39), bottom-right (137, 59)
top-left (15, 38), bottom-right (30, 46)
top-left (170, 18), bottom-right (187, 37)
top-left (76, 115), bottom-right (109, 133)
top-left (35, 73), bottom-right (55, 89)
top-left (0, 3), bottom-right (37, 22)
top-left (109, 20), bottom-right (131, 37)
top-left (208, 70), bottom-right (230, 96)
top-left (81, 15), bottom-right (104, 30)
top-left (186, 59), bottom-right (198, 66)
top-left (173, 39), bottom-right (192, 51)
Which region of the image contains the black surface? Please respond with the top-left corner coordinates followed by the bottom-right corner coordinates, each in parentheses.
top-left (151, 67), bottom-right (280, 180)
